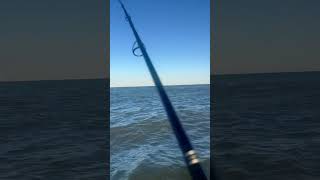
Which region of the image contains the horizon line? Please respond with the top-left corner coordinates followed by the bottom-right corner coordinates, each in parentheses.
top-left (213, 70), bottom-right (320, 76)
top-left (111, 83), bottom-right (210, 88)
top-left (0, 77), bottom-right (108, 83)
top-left (1, 70), bottom-right (319, 83)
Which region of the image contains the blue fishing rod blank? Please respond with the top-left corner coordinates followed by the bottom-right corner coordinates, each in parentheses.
top-left (118, 1), bottom-right (208, 179)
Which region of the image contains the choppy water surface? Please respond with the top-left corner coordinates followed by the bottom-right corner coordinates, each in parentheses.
top-left (0, 79), bottom-right (108, 180)
top-left (111, 85), bottom-right (210, 180)
top-left (213, 72), bottom-right (320, 180)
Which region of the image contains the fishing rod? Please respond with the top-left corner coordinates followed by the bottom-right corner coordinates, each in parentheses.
top-left (118, 1), bottom-right (208, 179)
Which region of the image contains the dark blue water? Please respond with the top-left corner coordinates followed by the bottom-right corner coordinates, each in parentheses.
top-left (0, 79), bottom-right (109, 180)
top-left (111, 85), bottom-right (210, 180)
top-left (212, 72), bottom-right (320, 180)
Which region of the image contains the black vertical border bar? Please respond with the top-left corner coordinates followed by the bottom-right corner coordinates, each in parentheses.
top-left (210, 0), bottom-right (215, 178)
top-left (106, 0), bottom-right (110, 179)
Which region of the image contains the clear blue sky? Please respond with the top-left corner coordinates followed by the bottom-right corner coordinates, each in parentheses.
top-left (110, 0), bottom-right (210, 87)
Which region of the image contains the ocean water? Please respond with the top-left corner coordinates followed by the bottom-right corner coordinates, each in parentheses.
top-left (110, 84), bottom-right (210, 180)
top-left (0, 79), bottom-right (109, 180)
top-left (212, 72), bottom-right (320, 180)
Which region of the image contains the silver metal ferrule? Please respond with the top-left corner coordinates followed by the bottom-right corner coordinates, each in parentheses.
top-left (185, 150), bottom-right (200, 165)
